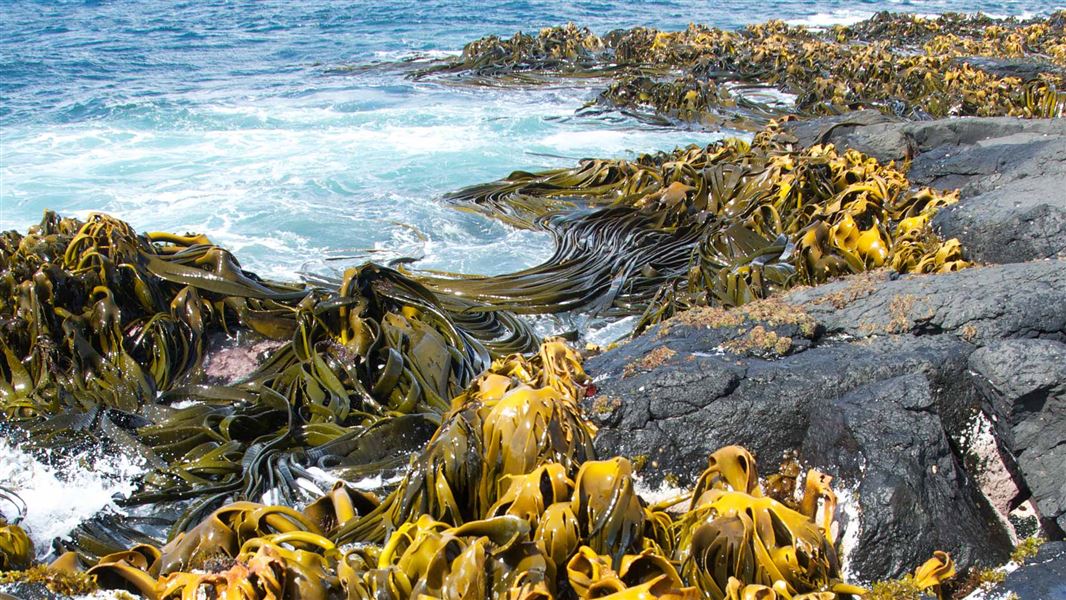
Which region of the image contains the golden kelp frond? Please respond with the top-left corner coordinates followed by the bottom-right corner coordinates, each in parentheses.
top-left (421, 122), bottom-right (967, 332)
top-left (70, 339), bottom-right (961, 599)
top-left (0, 486), bottom-right (32, 572)
top-left (0, 520), bottom-right (33, 572)
top-left (0, 211), bottom-right (545, 540)
top-left (867, 551), bottom-right (957, 600)
top-left (85, 352), bottom-right (906, 599)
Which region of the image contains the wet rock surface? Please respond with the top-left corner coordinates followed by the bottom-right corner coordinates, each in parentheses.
top-left (786, 115), bottom-right (1066, 264)
top-left (586, 258), bottom-right (1066, 580)
top-left (985, 541), bottom-right (1066, 600)
top-left (968, 339), bottom-right (1066, 537)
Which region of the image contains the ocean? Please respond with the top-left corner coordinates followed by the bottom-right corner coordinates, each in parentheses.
top-left (0, 0), bottom-right (1062, 560)
top-left (2, 0), bottom-right (1060, 282)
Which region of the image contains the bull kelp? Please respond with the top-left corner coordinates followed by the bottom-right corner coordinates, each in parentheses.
top-left (425, 120), bottom-right (967, 331)
top-left (13, 344), bottom-right (953, 599)
top-left (1, 118), bottom-right (967, 568)
top-left (0, 12), bottom-right (994, 598)
top-left (0, 210), bottom-right (539, 539)
top-left (419, 11), bottom-right (1066, 124)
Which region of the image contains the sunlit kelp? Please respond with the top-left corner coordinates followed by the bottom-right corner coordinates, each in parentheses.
top-left (421, 121), bottom-right (967, 332)
top-left (0, 212), bottom-right (540, 545)
top-left (418, 12), bottom-right (1066, 122)
top-left (66, 340), bottom-right (954, 600)
top-left (0, 487), bottom-right (33, 571)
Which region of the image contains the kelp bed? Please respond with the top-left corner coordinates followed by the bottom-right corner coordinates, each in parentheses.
top-left (417, 11), bottom-right (1066, 126)
top-left (2, 343), bottom-right (957, 600)
top-left (2, 10), bottom-right (1053, 600)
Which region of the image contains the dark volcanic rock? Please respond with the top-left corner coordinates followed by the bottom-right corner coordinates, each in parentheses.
top-left (969, 339), bottom-right (1066, 537)
top-left (785, 115), bottom-right (1066, 263)
top-left (785, 260), bottom-right (1066, 345)
top-left (584, 324), bottom-right (1012, 580)
top-left (585, 257), bottom-right (1066, 579)
top-left (800, 373), bottom-right (1012, 580)
top-left (986, 541), bottom-right (1066, 600)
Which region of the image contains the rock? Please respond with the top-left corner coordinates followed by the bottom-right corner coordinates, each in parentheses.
top-left (800, 373), bottom-right (1011, 580)
top-left (952, 56), bottom-right (1066, 81)
top-left (785, 115), bottom-right (1066, 263)
top-left (0, 582), bottom-right (64, 600)
top-left (984, 541), bottom-right (1066, 600)
top-left (785, 261), bottom-right (1066, 345)
top-left (584, 320), bottom-right (1012, 579)
top-left (968, 339), bottom-right (1066, 538)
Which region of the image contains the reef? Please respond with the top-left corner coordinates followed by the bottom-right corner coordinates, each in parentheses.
top-left (418, 11), bottom-right (1066, 124)
top-left (3, 10), bottom-right (1066, 600)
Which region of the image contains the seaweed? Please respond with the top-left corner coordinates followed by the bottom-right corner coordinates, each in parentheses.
top-left (426, 121), bottom-right (966, 334)
top-left (417, 12), bottom-right (1066, 122)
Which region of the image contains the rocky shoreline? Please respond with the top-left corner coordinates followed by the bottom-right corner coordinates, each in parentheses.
top-left (585, 115), bottom-right (1066, 592)
top-left (3, 10), bottom-right (1066, 600)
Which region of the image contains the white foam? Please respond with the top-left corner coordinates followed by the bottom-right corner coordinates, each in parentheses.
top-left (786, 10), bottom-right (874, 28)
top-left (585, 316), bottom-right (638, 347)
top-left (634, 475), bottom-right (690, 510)
top-left (371, 49), bottom-right (463, 61)
top-left (0, 438), bottom-right (145, 558)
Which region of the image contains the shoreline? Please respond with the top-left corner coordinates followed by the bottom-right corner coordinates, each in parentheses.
top-left (2, 10), bottom-right (1065, 600)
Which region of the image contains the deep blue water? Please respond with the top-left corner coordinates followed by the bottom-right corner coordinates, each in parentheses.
top-left (1, 0), bottom-right (1061, 278)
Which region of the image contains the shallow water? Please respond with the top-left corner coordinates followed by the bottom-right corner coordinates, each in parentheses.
top-left (0, 0), bottom-right (1063, 555)
top-left (2, 0), bottom-right (1061, 280)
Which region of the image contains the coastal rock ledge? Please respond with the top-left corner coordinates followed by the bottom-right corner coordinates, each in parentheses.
top-left (584, 115), bottom-right (1066, 584)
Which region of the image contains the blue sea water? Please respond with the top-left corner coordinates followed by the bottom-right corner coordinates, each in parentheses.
top-left (1, 0), bottom-right (1062, 279)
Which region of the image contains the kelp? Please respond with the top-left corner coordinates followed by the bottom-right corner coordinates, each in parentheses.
top-left (583, 75), bottom-right (788, 131)
top-left (0, 487), bottom-right (33, 571)
top-left (423, 121), bottom-right (967, 332)
top-left (418, 12), bottom-right (1066, 122)
top-left (0, 212), bottom-right (540, 541)
top-left (0, 16), bottom-right (1003, 597)
top-left (2, 299), bottom-right (959, 598)
top-left (59, 340), bottom-right (961, 600)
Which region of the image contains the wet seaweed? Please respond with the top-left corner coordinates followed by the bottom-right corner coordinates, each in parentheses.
top-left (0, 13), bottom-right (1001, 598)
top-left (417, 12), bottom-right (1066, 122)
top-left (0, 212), bottom-right (540, 542)
top-left (426, 121), bottom-right (967, 333)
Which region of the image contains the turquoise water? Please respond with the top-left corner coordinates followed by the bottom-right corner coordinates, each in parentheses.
top-left (1, 0), bottom-right (1061, 279)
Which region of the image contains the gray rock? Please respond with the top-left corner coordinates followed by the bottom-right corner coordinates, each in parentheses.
top-left (785, 260), bottom-right (1066, 345)
top-left (0, 582), bottom-right (64, 600)
top-left (785, 116), bottom-right (1066, 263)
top-left (986, 541), bottom-right (1066, 600)
top-left (969, 339), bottom-right (1066, 537)
top-left (584, 325), bottom-right (1012, 580)
top-left (952, 56), bottom-right (1066, 81)
top-left (800, 373), bottom-right (1011, 580)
